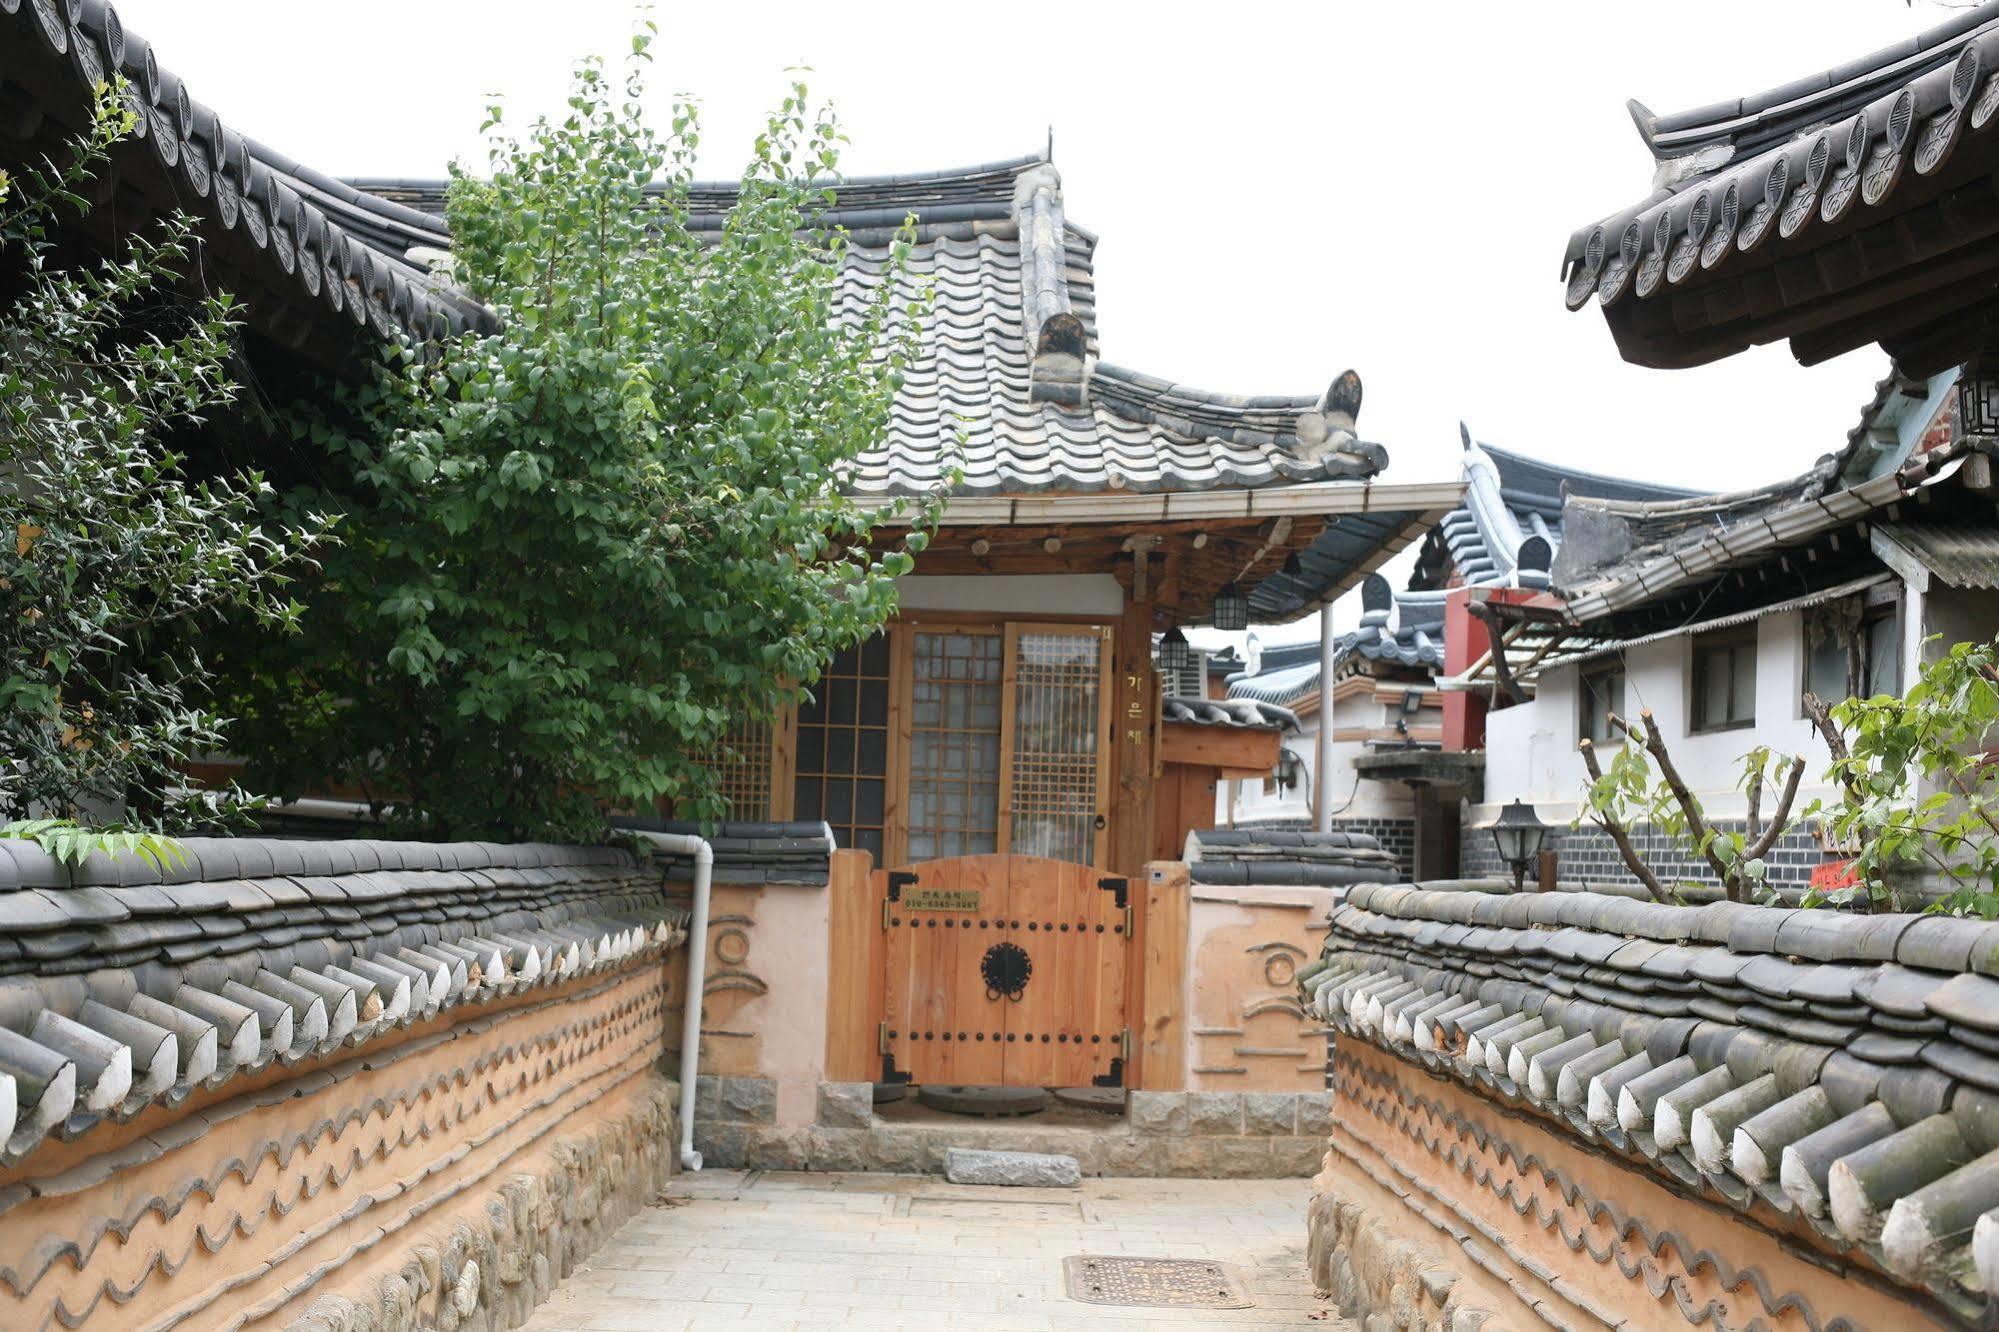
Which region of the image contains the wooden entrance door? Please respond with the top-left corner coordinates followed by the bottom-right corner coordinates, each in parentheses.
top-left (879, 853), bottom-right (1129, 1088)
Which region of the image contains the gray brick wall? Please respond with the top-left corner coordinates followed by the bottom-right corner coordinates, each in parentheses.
top-left (1459, 819), bottom-right (1829, 890)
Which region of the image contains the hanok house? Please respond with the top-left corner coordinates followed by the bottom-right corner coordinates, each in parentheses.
top-left (1219, 432), bottom-right (1694, 883)
top-left (2, 18), bottom-right (1460, 1323)
top-left (1296, 10), bottom-right (1999, 1332)
top-left (1449, 370), bottom-right (1999, 896)
top-left (359, 155), bottom-right (1462, 1098)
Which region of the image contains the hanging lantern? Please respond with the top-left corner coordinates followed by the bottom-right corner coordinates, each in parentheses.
top-left (1212, 582), bottom-right (1248, 632)
top-left (1156, 626), bottom-right (1193, 673)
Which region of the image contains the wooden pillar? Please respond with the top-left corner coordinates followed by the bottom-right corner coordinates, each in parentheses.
top-left (1112, 595), bottom-right (1160, 881)
top-left (823, 849), bottom-right (882, 1081)
top-left (1135, 859), bottom-right (1189, 1091)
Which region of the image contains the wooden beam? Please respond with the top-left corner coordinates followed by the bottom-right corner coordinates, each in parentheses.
top-left (1157, 721), bottom-right (1283, 774)
top-left (1111, 595), bottom-right (1159, 880)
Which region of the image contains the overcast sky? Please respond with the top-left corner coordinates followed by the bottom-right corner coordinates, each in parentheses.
top-left (132, 0), bottom-right (1954, 644)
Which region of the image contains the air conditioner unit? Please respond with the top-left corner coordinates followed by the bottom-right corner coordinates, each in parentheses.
top-left (1161, 650), bottom-right (1210, 699)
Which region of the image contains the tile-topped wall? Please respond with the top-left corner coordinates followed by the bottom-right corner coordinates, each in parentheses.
top-left (1302, 881), bottom-right (1999, 1328)
top-left (0, 838), bottom-right (689, 1332)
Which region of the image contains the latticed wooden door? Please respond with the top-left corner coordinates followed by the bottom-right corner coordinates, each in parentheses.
top-left (999, 624), bottom-right (1115, 866)
top-left (878, 853), bottom-right (1128, 1089)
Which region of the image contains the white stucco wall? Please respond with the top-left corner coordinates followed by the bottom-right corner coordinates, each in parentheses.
top-left (1222, 687), bottom-right (1417, 826)
top-left (1475, 610), bottom-right (1838, 825)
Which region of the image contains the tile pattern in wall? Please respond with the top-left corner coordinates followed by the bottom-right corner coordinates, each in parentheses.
top-left (1458, 819), bottom-right (1828, 889)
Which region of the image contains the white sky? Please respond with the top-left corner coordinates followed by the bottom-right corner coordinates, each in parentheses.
top-left (130, 0), bottom-right (1956, 646)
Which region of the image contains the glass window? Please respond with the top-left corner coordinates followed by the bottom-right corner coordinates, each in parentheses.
top-left (1691, 633), bottom-right (1757, 732)
top-left (792, 636), bottom-right (890, 858)
top-left (1802, 604), bottom-right (1900, 705)
top-left (905, 630), bottom-right (1003, 861)
top-left (1862, 608), bottom-right (1901, 698)
top-left (1803, 633), bottom-right (1848, 705)
top-left (1578, 664), bottom-right (1625, 746)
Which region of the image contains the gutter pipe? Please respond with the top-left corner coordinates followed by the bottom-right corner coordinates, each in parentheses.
top-left (632, 830), bottom-right (714, 1171)
top-left (1316, 602), bottom-right (1339, 834)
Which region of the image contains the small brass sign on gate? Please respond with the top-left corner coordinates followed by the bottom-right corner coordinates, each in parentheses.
top-left (903, 887), bottom-right (981, 912)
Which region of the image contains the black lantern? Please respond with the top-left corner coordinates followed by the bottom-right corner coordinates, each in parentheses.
top-left (1157, 626), bottom-right (1193, 674)
top-left (1212, 582), bottom-right (1248, 632)
top-left (1488, 799), bottom-right (1549, 891)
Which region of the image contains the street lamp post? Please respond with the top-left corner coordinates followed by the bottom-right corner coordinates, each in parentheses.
top-left (1489, 799), bottom-right (1550, 892)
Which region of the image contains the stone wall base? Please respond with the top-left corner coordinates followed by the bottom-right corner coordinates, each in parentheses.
top-left (1307, 1166), bottom-right (1513, 1332)
top-left (691, 1079), bottom-right (1329, 1177)
top-left (280, 1071), bottom-right (679, 1332)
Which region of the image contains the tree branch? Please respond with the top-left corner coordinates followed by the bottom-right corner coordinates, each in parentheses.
top-left (1465, 600), bottom-right (1527, 707)
top-left (1613, 708), bottom-right (1736, 890)
top-left (1744, 755), bottom-right (1806, 861)
top-left (1580, 738), bottom-right (1672, 902)
top-left (1746, 763), bottom-right (1764, 843)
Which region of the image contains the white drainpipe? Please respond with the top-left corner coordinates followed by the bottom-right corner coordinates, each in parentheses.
top-left (633, 831), bottom-right (714, 1171)
top-left (1317, 601), bottom-right (1338, 833)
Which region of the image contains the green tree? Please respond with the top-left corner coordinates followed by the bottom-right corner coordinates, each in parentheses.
top-left (0, 83), bottom-right (322, 836)
top-left (1574, 639), bottom-right (1999, 913)
top-left (226, 35), bottom-right (934, 841)
top-left (1804, 638), bottom-right (1999, 915)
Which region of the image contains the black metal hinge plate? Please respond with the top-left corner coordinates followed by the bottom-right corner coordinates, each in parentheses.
top-left (1098, 876), bottom-right (1129, 909)
top-left (887, 871), bottom-right (917, 903)
top-left (1092, 1056), bottom-right (1125, 1089)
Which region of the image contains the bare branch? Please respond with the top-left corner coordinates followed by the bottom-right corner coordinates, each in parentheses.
top-left (1746, 763), bottom-right (1764, 843)
top-left (1625, 708), bottom-right (1736, 891)
top-left (1580, 738), bottom-right (1672, 902)
top-left (1744, 756), bottom-right (1806, 861)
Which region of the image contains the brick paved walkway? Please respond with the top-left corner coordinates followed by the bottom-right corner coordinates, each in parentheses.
top-left (521, 1168), bottom-right (1347, 1330)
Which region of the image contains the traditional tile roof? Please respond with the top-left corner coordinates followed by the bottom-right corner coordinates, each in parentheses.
top-left (613, 818), bottom-right (837, 886)
top-left (1409, 433), bottom-right (1697, 596)
top-left (0, 838), bottom-right (685, 1165)
top-left (1227, 576), bottom-right (1444, 708)
top-left (4, 9), bottom-right (1402, 510)
top-left (1184, 828), bottom-right (1398, 888)
top-left (1560, 2), bottom-right (1999, 373)
top-left (1304, 881), bottom-right (1999, 1321)
top-left (0, 5), bottom-right (497, 373)
top-left (1553, 435), bottom-right (1981, 622)
top-left (362, 160), bottom-right (1389, 500)
top-left (1162, 696), bottom-right (1300, 732)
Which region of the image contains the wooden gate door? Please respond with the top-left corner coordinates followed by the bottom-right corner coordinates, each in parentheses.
top-left (879, 854), bottom-right (1129, 1088)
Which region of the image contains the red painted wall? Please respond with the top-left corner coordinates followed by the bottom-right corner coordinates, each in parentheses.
top-left (1443, 588), bottom-right (1488, 752)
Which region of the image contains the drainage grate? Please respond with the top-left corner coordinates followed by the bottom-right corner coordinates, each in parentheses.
top-left (1062, 1255), bottom-right (1253, 1309)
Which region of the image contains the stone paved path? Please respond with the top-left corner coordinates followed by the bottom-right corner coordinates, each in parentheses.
top-left (521, 1168), bottom-right (1349, 1331)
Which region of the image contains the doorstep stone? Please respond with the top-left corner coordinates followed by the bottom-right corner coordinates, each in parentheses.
top-left (816, 1080), bottom-right (874, 1130)
top-left (943, 1146), bottom-right (1082, 1188)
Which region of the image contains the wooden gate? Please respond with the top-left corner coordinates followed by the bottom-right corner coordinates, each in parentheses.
top-left (878, 854), bottom-right (1129, 1088)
